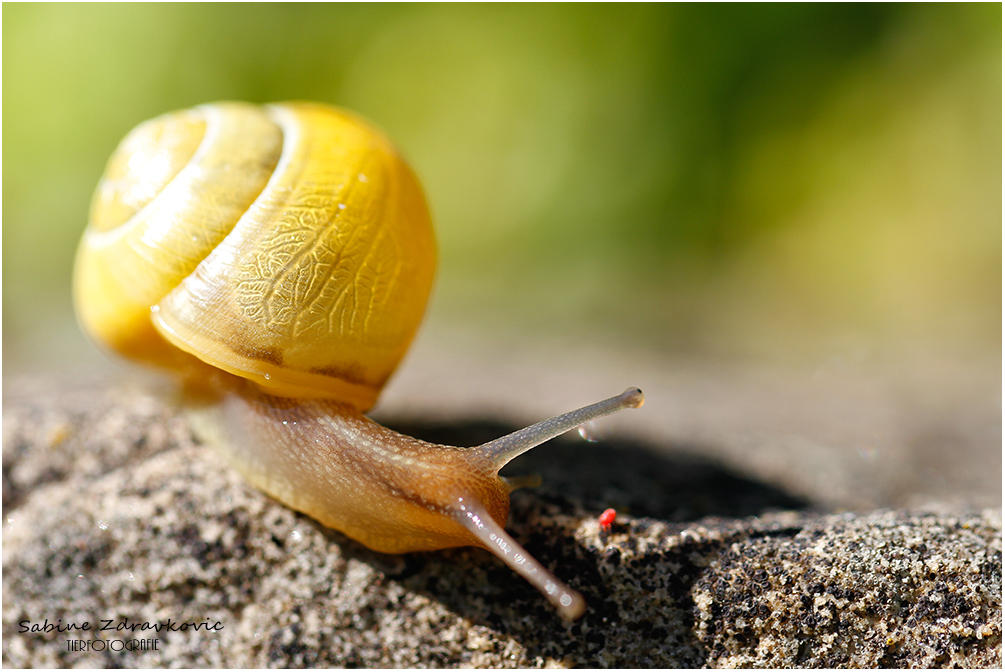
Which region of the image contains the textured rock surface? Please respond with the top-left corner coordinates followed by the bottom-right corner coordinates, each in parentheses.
top-left (3, 378), bottom-right (1001, 667)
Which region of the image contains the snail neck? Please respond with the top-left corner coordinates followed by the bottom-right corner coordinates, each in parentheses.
top-left (183, 373), bottom-right (512, 554)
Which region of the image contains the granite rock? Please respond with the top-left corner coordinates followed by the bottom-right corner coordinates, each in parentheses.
top-left (2, 378), bottom-right (1001, 667)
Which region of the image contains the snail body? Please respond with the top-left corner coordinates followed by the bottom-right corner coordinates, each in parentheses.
top-left (74, 101), bottom-right (643, 620)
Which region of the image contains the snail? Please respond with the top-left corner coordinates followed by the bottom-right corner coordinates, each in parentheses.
top-left (73, 101), bottom-right (644, 620)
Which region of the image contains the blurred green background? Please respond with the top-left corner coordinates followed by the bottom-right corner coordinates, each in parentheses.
top-left (3, 3), bottom-right (1001, 377)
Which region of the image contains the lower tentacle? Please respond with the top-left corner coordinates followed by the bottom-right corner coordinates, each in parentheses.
top-left (451, 494), bottom-right (586, 621)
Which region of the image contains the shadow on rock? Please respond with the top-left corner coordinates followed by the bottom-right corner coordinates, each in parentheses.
top-left (386, 417), bottom-right (812, 521)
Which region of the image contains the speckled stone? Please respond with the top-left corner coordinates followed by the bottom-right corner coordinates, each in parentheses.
top-left (3, 378), bottom-right (1001, 667)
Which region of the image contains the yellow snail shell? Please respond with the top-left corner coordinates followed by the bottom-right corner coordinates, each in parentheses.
top-left (76, 101), bottom-right (435, 411)
top-left (74, 101), bottom-right (643, 620)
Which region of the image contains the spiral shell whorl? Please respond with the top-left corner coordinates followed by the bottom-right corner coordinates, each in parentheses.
top-left (76, 102), bottom-right (436, 411)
